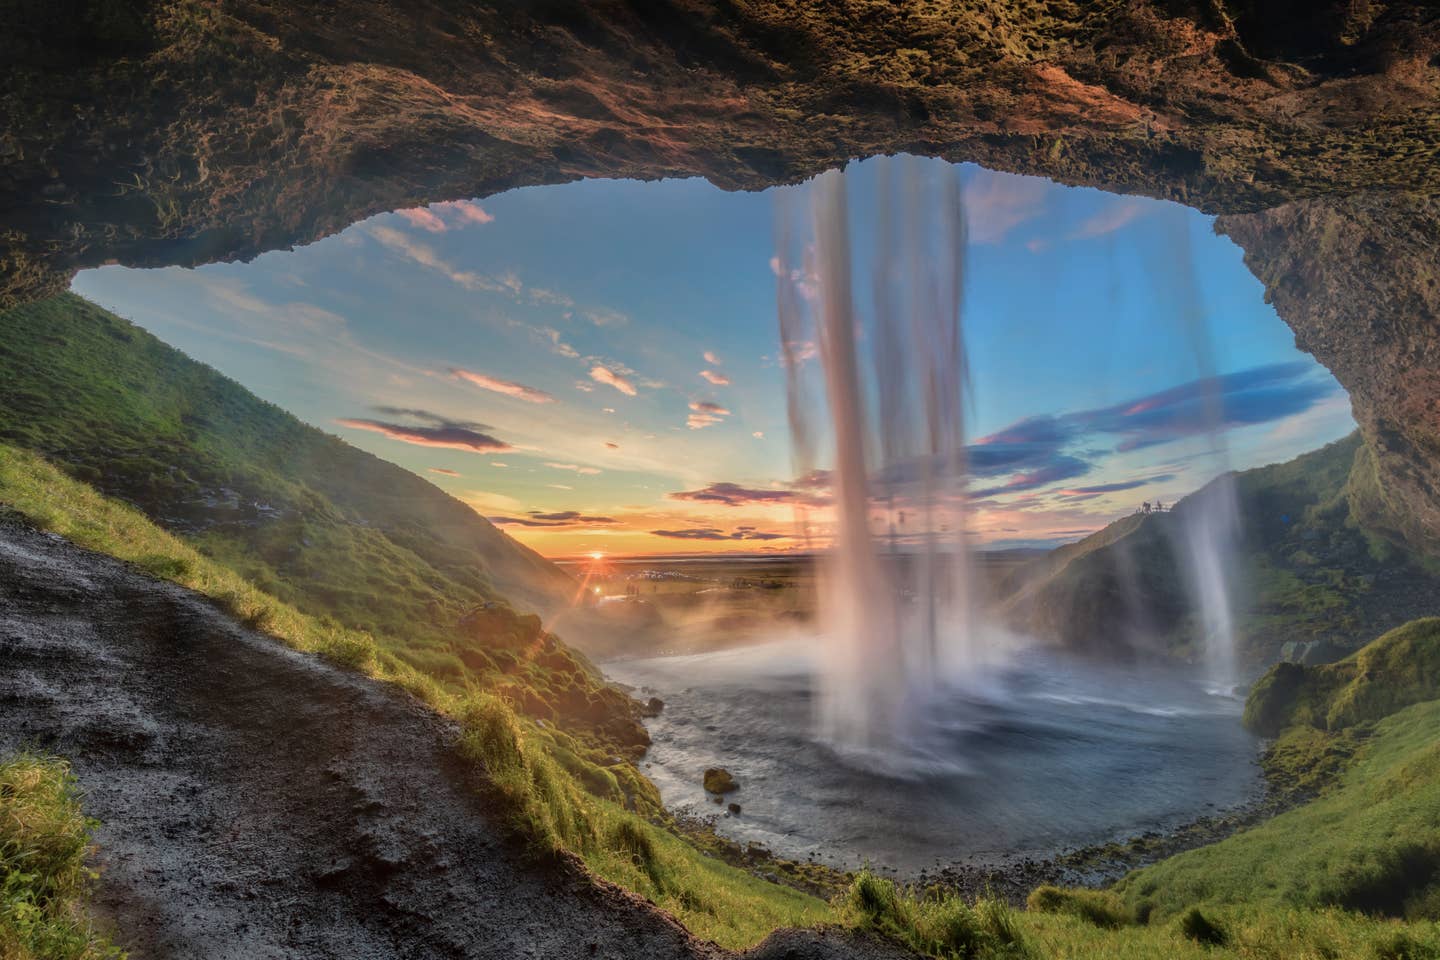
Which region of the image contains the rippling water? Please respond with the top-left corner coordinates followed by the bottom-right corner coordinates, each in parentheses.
top-left (608, 638), bottom-right (1260, 872)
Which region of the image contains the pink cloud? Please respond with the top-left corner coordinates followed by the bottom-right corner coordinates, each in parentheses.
top-left (700, 369), bottom-right (731, 386)
top-left (395, 200), bottom-right (494, 233)
top-left (449, 367), bottom-right (554, 404)
top-left (964, 170), bottom-right (1049, 245)
top-left (1070, 199), bottom-right (1148, 240)
top-left (545, 461), bottom-right (602, 475)
top-left (428, 467), bottom-right (461, 477)
top-left (689, 400), bottom-right (731, 416)
top-left (437, 199), bottom-right (494, 225)
top-left (590, 365), bottom-right (637, 396)
top-left (336, 417), bottom-right (510, 453)
top-left (396, 208), bottom-right (448, 232)
top-left (704, 350), bottom-right (720, 365)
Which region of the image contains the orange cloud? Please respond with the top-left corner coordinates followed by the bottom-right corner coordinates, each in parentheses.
top-left (590, 365), bottom-right (637, 396)
top-left (449, 367), bottom-right (554, 404)
top-left (337, 416), bottom-right (511, 453)
top-left (700, 369), bottom-right (730, 386)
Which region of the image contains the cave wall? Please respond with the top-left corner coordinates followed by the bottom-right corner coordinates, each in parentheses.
top-left (3, 0), bottom-right (1439, 546)
top-left (1217, 195), bottom-right (1440, 549)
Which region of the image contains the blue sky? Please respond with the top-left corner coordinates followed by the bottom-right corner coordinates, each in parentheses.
top-left (71, 158), bottom-right (1356, 555)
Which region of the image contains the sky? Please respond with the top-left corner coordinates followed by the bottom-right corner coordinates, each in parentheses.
top-left (71, 157), bottom-right (1357, 557)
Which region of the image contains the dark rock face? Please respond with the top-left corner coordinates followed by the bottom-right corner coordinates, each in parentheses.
top-left (4, 2), bottom-right (1440, 547)
top-left (1217, 195), bottom-right (1440, 551)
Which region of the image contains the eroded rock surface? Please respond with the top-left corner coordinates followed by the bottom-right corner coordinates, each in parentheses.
top-left (1218, 195), bottom-right (1440, 550)
top-left (4, 2), bottom-right (1440, 546)
top-left (0, 518), bottom-right (909, 960)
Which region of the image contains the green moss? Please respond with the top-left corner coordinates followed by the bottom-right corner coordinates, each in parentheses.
top-left (1244, 619), bottom-right (1440, 735)
top-left (0, 753), bottom-right (125, 960)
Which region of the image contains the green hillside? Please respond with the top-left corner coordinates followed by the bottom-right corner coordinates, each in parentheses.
top-left (999, 435), bottom-right (1440, 670)
top-left (0, 294), bottom-right (644, 751)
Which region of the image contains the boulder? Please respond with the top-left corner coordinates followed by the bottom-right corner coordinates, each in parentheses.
top-left (703, 767), bottom-right (738, 794)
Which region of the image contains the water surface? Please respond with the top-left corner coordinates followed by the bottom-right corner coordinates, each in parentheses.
top-left (609, 639), bottom-right (1259, 872)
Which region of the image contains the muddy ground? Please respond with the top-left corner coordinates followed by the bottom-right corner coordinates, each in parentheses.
top-left (0, 520), bottom-right (909, 960)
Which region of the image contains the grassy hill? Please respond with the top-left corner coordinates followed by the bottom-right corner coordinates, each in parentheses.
top-left (0, 294), bottom-right (645, 752)
top-left (999, 435), bottom-right (1440, 671)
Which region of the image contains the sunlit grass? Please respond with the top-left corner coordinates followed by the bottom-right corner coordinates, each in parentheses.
top-left (8, 439), bottom-right (1440, 957)
top-left (0, 754), bottom-right (125, 960)
top-left (0, 443), bottom-right (831, 948)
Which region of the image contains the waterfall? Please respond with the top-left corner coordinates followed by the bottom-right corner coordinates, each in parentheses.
top-left (1147, 205), bottom-right (1242, 690)
top-left (775, 157), bottom-right (976, 749)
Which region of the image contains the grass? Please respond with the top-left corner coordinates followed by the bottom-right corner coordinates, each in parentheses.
top-left (7, 413), bottom-right (1440, 960)
top-left (0, 441), bottom-right (831, 948)
top-left (839, 870), bottom-right (1032, 959)
top-left (0, 754), bottom-right (124, 960)
top-left (0, 295), bottom-right (635, 753)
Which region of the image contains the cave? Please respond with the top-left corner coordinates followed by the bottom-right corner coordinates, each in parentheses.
top-left (5, 2), bottom-right (1437, 555)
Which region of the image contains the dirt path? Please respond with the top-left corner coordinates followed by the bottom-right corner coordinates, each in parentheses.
top-left (0, 521), bottom-right (907, 960)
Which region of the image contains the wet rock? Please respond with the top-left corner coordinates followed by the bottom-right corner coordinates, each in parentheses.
top-left (639, 697), bottom-right (664, 718)
top-left (703, 767), bottom-right (737, 794)
top-left (727, 803), bottom-right (742, 815)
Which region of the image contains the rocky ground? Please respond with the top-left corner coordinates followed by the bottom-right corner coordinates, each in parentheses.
top-left (0, 518), bottom-right (910, 960)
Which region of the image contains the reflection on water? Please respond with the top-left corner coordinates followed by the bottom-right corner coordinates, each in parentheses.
top-left (608, 638), bottom-right (1259, 872)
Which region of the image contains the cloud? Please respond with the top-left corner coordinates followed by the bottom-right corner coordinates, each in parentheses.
top-left (590, 365), bottom-right (637, 396)
top-left (700, 369), bottom-right (731, 386)
top-left (369, 225), bottom-right (512, 294)
top-left (650, 527), bottom-right (790, 542)
top-left (582, 308), bottom-right (628, 328)
top-left (605, 441), bottom-right (620, 450)
top-left (395, 200), bottom-right (494, 233)
top-left (491, 462), bottom-right (508, 467)
top-left (336, 408), bottom-right (511, 453)
top-left (548, 483), bottom-right (573, 490)
top-left (970, 456), bottom-right (1091, 498)
top-left (964, 169), bottom-right (1049, 245)
top-left (527, 288), bottom-right (575, 308)
top-left (396, 208), bottom-right (447, 232)
top-left (489, 510), bottom-right (619, 528)
top-left (686, 399), bottom-right (731, 430)
top-left (669, 482), bottom-right (798, 507)
top-left (960, 363), bottom-right (1342, 497)
top-left (545, 461), bottom-right (602, 475)
top-left (1070, 199), bottom-right (1148, 240)
top-left (753, 431), bottom-right (764, 439)
top-left (439, 200), bottom-right (493, 225)
top-left (704, 350), bottom-right (720, 365)
top-left (427, 467), bottom-right (461, 477)
top-left (1056, 474), bottom-right (1176, 496)
top-left (533, 325), bottom-right (580, 358)
top-left (449, 367), bottom-right (555, 404)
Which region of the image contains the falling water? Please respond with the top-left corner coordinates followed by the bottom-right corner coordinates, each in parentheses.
top-left (1146, 207), bottom-right (1242, 691)
top-left (775, 157), bottom-right (976, 749)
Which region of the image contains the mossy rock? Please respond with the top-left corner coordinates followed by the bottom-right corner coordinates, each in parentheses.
top-left (703, 767), bottom-right (738, 794)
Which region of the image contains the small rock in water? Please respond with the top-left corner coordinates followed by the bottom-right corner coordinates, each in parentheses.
top-left (640, 697), bottom-right (664, 717)
top-left (727, 802), bottom-right (742, 815)
top-left (703, 767), bottom-right (738, 794)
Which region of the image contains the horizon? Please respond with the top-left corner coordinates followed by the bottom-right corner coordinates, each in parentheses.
top-left (71, 158), bottom-right (1356, 557)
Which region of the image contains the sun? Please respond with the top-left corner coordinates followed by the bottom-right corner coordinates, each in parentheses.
top-left (589, 551), bottom-right (605, 561)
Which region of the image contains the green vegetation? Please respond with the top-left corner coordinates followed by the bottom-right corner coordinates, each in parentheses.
top-left (0, 294), bottom-right (642, 756)
top-left (0, 754), bottom-right (124, 960)
top-left (839, 870), bottom-right (1031, 959)
top-left (1002, 434), bottom-right (1440, 668)
top-left (0, 442), bottom-right (832, 948)
top-left (1244, 618), bottom-right (1440, 736)
top-left (1007, 618), bottom-right (1440, 958)
top-left (8, 294), bottom-right (1440, 958)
